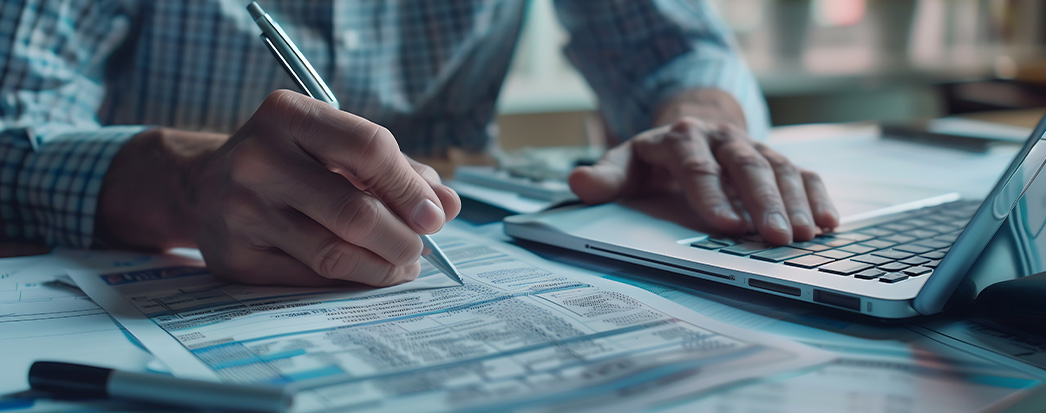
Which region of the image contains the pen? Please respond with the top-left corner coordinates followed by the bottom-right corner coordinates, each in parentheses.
top-left (247, 2), bottom-right (465, 285)
top-left (28, 361), bottom-right (291, 412)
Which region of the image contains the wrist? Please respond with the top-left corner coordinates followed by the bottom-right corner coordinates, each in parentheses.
top-left (653, 88), bottom-right (747, 131)
top-left (96, 128), bottom-right (226, 250)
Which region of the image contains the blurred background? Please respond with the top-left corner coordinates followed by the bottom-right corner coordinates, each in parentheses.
top-left (494, 0), bottom-right (1046, 149)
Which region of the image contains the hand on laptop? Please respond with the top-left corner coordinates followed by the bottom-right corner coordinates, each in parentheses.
top-left (568, 117), bottom-right (838, 245)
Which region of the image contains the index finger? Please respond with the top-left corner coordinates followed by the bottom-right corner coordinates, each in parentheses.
top-left (261, 90), bottom-right (446, 235)
top-left (711, 130), bottom-right (793, 245)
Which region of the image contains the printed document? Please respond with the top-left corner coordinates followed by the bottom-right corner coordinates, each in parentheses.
top-left (0, 250), bottom-right (183, 395)
top-left (71, 231), bottom-right (830, 412)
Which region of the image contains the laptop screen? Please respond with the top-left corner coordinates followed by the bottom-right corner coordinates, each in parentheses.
top-left (916, 117), bottom-right (1046, 314)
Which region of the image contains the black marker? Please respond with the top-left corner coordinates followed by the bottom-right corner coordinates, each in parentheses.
top-left (28, 361), bottom-right (291, 412)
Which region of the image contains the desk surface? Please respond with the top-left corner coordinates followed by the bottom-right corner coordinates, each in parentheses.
top-left (3, 119), bottom-right (1046, 411)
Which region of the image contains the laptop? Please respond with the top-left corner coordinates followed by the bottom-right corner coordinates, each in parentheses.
top-left (504, 118), bottom-right (1046, 319)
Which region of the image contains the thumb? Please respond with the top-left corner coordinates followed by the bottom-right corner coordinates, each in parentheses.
top-left (567, 143), bottom-right (633, 204)
top-left (333, 128), bottom-right (446, 235)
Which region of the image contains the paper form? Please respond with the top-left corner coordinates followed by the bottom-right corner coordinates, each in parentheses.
top-left (672, 355), bottom-right (1037, 413)
top-left (913, 318), bottom-right (1046, 380)
top-left (71, 230), bottom-right (830, 412)
top-left (0, 249), bottom-right (193, 396)
top-left (525, 242), bottom-right (1040, 411)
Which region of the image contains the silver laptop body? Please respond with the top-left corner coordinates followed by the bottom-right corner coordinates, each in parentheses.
top-left (505, 118), bottom-right (1046, 319)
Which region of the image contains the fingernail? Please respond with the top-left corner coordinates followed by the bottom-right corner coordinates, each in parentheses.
top-left (413, 199), bottom-right (445, 233)
top-left (766, 212), bottom-right (789, 233)
top-left (791, 213), bottom-right (811, 228)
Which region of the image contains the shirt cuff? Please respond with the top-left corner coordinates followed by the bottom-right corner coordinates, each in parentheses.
top-left (645, 47), bottom-right (771, 141)
top-left (1, 126), bottom-right (145, 247)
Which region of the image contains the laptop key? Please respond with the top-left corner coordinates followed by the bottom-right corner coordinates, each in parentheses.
top-left (907, 229), bottom-right (939, 239)
top-left (855, 269), bottom-right (885, 279)
top-left (815, 250), bottom-right (855, 260)
top-left (721, 242), bottom-right (775, 256)
top-left (901, 218), bottom-right (933, 227)
top-left (838, 244), bottom-right (875, 254)
top-left (903, 266), bottom-right (932, 277)
top-left (872, 249), bottom-right (915, 260)
top-left (833, 232), bottom-right (874, 242)
top-left (900, 256), bottom-right (931, 266)
top-left (691, 239), bottom-right (727, 249)
top-left (708, 238), bottom-right (740, 246)
top-left (789, 241), bottom-right (831, 252)
top-left (851, 254), bottom-right (893, 265)
top-left (860, 228), bottom-right (895, 237)
top-left (819, 259), bottom-right (873, 275)
top-left (859, 239), bottom-right (896, 250)
top-left (751, 247), bottom-right (810, 263)
top-left (921, 251), bottom-right (946, 260)
top-left (894, 244), bottom-right (933, 254)
top-left (924, 259), bottom-right (941, 268)
top-left (926, 214), bottom-right (955, 223)
top-left (784, 255), bottom-right (837, 269)
top-left (934, 233), bottom-right (960, 243)
top-left (812, 236), bottom-right (855, 248)
top-left (879, 272), bottom-right (909, 283)
top-left (878, 262), bottom-right (911, 272)
top-left (916, 240), bottom-right (952, 250)
top-left (926, 224), bottom-right (960, 234)
top-left (881, 223), bottom-right (915, 232)
top-left (881, 234), bottom-right (916, 244)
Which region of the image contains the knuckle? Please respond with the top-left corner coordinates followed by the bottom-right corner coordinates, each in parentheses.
top-left (227, 142), bottom-right (274, 185)
top-left (261, 90), bottom-right (316, 138)
top-left (658, 129), bottom-right (690, 147)
top-left (396, 237), bottom-right (424, 265)
top-left (259, 90), bottom-right (301, 119)
top-left (384, 235), bottom-right (422, 267)
top-left (220, 190), bottom-right (266, 230)
top-left (382, 171), bottom-right (417, 207)
top-left (717, 121), bottom-right (746, 136)
top-left (263, 89), bottom-right (305, 112)
top-left (316, 240), bottom-right (361, 279)
top-left (373, 264), bottom-right (402, 287)
top-left (768, 156), bottom-right (798, 176)
top-left (723, 147), bottom-right (771, 171)
top-left (333, 195), bottom-right (382, 242)
top-left (418, 164), bottom-right (441, 183)
top-left (801, 169), bottom-right (823, 183)
top-left (669, 117), bottom-right (704, 134)
top-left (677, 157), bottom-right (721, 178)
top-left (359, 125), bottom-right (398, 162)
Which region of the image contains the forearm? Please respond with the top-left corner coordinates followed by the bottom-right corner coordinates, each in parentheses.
top-left (95, 128), bottom-right (226, 251)
top-left (653, 87), bottom-right (748, 131)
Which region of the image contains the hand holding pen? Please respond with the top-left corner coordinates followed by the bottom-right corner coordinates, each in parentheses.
top-left (247, 1), bottom-right (465, 285)
top-left (129, 4), bottom-right (463, 287)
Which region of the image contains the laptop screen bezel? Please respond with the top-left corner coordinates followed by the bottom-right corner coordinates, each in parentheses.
top-left (914, 115), bottom-right (1046, 315)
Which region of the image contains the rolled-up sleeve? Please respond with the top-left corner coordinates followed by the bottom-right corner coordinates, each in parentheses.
top-left (0, 0), bottom-right (144, 247)
top-left (553, 0), bottom-right (769, 140)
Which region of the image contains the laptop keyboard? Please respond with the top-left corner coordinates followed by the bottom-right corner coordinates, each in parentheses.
top-left (689, 200), bottom-right (981, 284)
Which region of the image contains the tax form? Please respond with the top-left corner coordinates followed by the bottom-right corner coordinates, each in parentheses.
top-left (70, 229), bottom-right (830, 412)
top-left (0, 250), bottom-right (177, 396)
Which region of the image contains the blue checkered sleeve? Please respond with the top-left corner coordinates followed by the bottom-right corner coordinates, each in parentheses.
top-left (554, 0), bottom-right (770, 140)
top-left (0, 0), bottom-right (143, 247)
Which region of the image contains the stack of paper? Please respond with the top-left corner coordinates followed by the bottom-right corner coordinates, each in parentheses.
top-left (69, 229), bottom-right (830, 412)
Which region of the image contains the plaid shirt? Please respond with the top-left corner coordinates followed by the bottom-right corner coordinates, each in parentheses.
top-left (0, 0), bottom-right (767, 247)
